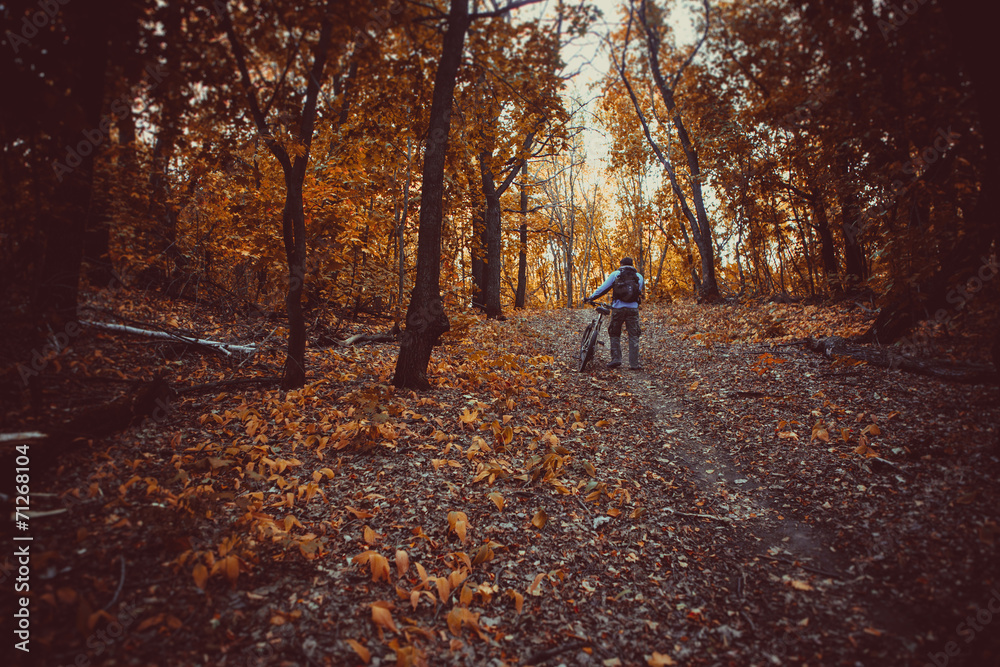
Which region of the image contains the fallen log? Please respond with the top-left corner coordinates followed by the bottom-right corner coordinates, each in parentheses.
top-left (49, 374), bottom-right (177, 441)
top-left (176, 376), bottom-right (282, 395)
top-left (0, 432), bottom-right (47, 448)
top-left (334, 324), bottom-right (401, 347)
top-left (806, 336), bottom-right (998, 384)
top-left (0, 376), bottom-right (175, 500)
top-left (82, 321), bottom-right (257, 356)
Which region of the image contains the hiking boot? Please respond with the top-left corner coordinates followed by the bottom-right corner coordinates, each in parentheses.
top-left (628, 336), bottom-right (640, 369)
top-left (628, 364), bottom-right (642, 370)
top-left (608, 336), bottom-right (622, 368)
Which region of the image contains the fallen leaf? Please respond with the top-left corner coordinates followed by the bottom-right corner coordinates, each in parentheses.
top-left (192, 564), bottom-right (208, 590)
top-left (371, 603), bottom-right (397, 633)
top-left (395, 549), bottom-right (409, 577)
top-left (488, 492), bottom-right (505, 511)
top-left (647, 653), bottom-right (677, 666)
top-left (346, 639), bottom-right (371, 663)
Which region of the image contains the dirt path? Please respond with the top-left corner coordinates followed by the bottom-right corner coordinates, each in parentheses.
top-left (532, 304), bottom-right (1000, 666)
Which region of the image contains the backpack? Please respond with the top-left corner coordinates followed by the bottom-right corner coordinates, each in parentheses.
top-left (612, 266), bottom-right (641, 303)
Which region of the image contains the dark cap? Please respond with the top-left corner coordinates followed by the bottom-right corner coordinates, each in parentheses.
top-left (620, 257), bottom-right (634, 267)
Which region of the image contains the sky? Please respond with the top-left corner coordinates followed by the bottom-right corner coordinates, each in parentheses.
top-left (552, 0), bottom-right (702, 184)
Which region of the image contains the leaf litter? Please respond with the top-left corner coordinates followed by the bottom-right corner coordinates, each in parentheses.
top-left (5, 298), bottom-right (999, 666)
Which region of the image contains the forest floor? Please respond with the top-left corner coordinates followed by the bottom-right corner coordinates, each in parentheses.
top-left (3, 293), bottom-right (1000, 667)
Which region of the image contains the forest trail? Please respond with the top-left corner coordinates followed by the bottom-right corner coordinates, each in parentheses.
top-left (8, 301), bottom-right (1000, 667)
top-left (529, 303), bottom-right (1000, 665)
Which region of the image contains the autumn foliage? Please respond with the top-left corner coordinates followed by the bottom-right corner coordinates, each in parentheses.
top-left (1, 0), bottom-right (999, 664)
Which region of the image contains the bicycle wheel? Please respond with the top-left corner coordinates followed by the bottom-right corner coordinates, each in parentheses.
top-left (578, 323), bottom-right (597, 372)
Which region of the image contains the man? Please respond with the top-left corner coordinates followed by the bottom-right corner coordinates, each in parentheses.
top-left (584, 257), bottom-right (644, 370)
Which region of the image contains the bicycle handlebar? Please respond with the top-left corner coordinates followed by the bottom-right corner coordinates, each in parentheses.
top-left (585, 299), bottom-right (612, 314)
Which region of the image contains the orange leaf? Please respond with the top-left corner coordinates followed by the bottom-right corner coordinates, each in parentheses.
top-left (531, 510), bottom-right (548, 529)
top-left (488, 492), bottom-right (505, 511)
top-left (528, 573), bottom-right (545, 596)
top-left (436, 576), bottom-right (452, 603)
top-left (447, 606), bottom-right (463, 636)
top-left (448, 511), bottom-right (469, 542)
top-left (223, 555), bottom-right (239, 585)
top-left (647, 653), bottom-right (677, 666)
top-left (448, 568), bottom-right (468, 590)
top-left (354, 550), bottom-right (390, 582)
top-left (472, 543), bottom-right (494, 566)
top-left (395, 549), bottom-right (409, 577)
top-left (346, 505), bottom-right (374, 520)
top-left (192, 564), bottom-right (208, 590)
top-left (370, 553), bottom-right (390, 583)
top-left (346, 639), bottom-right (371, 663)
top-left (853, 443), bottom-right (879, 458)
top-left (136, 614), bottom-right (163, 632)
top-left (371, 604), bottom-right (397, 633)
top-left (510, 590), bottom-right (524, 613)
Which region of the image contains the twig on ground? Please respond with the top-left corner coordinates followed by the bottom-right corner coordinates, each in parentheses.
top-left (524, 639), bottom-right (590, 665)
top-left (758, 553), bottom-right (844, 580)
top-left (664, 506), bottom-right (735, 522)
top-left (175, 376), bottom-right (282, 395)
top-left (101, 554), bottom-right (127, 612)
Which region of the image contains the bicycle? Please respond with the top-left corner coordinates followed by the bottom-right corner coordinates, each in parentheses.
top-left (578, 299), bottom-right (611, 372)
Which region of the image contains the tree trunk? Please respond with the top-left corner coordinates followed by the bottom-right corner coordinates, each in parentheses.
top-left (470, 204), bottom-right (486, 307)
top-left (839, 192), bottom-right (867, 289)
top-left (221, 5), bottom-right (333, 389)
top-left (479, 154), bottom-right (503, 319)
top-left (396, 139), bottom-right (413, 323)
top-left (281, 178), bottom-right (307, 387)
top-left (393, 0), bottom-right (471, 389)
top-left (619, 0), bottom-right (720, 302)
top-left (483, 189), bottom-right (503, 318)
top-left (515, 162), bottom-right (528, 309)
top-left (864, 0), bottom-right (1000, 346)
top-left (33, 3), bottom-right (111, 329)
